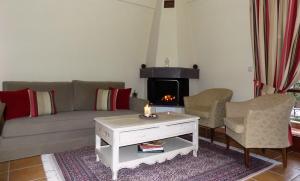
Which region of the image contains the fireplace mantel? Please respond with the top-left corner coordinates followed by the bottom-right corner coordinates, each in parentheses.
top-left (140, 67), bottom-right (199, 79)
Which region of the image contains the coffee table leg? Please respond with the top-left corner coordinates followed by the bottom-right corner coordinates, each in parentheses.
top-left (193, 122), bottom-right (199, 157)
top-left (95, 134), bottom-right (101, 161)
top-left (112, 170), bottom-right (118, 180)
top-left (112, 136), bottom-right (119, 180)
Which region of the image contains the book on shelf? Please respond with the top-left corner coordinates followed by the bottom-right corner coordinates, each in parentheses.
top-left (138, 140), bottom-right (164, 153)
top-left (138, 145), bottom-right (164, 153)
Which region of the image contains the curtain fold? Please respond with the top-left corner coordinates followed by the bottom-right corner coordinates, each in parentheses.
top-left (250, 0), bottom-right (300, 97)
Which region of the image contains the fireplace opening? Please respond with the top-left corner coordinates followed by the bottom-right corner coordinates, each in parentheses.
top-left (147, 78), bottom-right (188, 106)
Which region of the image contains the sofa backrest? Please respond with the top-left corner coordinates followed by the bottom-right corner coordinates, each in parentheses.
top-left (72, 80), bottom-right (124, 110)
top-left (2, 80), bottom-right (126, 112)
top-left (3, 81), bottom-right (74, 112)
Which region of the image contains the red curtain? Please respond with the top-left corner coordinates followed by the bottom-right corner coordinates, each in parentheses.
top-left (250, 0), bottom-right (300, 97)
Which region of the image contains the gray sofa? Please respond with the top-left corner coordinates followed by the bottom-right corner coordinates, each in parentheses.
top-left (0, 80), bottom-right (147, 162)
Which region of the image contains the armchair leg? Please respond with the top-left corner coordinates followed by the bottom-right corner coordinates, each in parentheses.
top-left (210, 128), bottom-right (215, 143)
top-left (261, 148), bottom-right (266, 154)
top-left (244, 148), bottom-right (250, 168)
top-left (225, 134), bottom-right (230, 150)
top-left (281, 148), bottom-right (287, 168)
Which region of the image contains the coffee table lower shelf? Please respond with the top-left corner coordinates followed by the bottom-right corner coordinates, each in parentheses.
top-left (95, 137), bottom-right (196, 170)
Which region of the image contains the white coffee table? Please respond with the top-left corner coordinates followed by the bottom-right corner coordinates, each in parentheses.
top-left (94, 112), bottom-right (199, 180)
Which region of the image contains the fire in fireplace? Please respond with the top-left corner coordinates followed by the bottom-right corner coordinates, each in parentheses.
top-left (161, 95), bottom-right (176, 102)
top-left (147, 78), bottom-right (188, 106)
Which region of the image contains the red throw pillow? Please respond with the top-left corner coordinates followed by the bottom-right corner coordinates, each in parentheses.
top-left (110, 88), bottom-right (131, 109)
top-left (0, 89), bottom-right (30, 120)
top-left (28, 89), bottom-right (56, 117)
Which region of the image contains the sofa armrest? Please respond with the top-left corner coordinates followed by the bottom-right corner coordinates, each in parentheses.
top-left (0, 102), bottom-right (5, 136)
top-left (129, 97), bottom-right (149, 113)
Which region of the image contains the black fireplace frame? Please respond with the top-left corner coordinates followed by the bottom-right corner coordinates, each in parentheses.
top-left (140, 67), bottom-right (199, 107)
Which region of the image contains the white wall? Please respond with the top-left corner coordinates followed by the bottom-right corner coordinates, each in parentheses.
top-left (0, 0), bottom-right (154, 98)
top-left (155, 2), bottom-right (179, 67)
top-left (0, 0), bottom-right (256, 101)
top-left (180, 0), bottom-right (254, 101)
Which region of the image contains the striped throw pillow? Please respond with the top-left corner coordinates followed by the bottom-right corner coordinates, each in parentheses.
top-left (95, 89), bottom-right (118, 111)
top-left (28, 90), bottom-right (56, 117)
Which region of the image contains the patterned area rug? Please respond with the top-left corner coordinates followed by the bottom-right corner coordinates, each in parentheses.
top-left (42, 139), bottom-right (278, 181)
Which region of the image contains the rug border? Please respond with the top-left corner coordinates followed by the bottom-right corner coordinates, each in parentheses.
top-left (41, 137), bottom-right (280, 181)
top-left (41, 154), bottom-right (65, 181)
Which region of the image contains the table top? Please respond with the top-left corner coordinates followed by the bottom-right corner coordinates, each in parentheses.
top-left (94, 112), bottom-right (199, 131)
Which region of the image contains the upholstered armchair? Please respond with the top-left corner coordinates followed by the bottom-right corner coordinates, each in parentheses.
top-left (184, 88), bottom-right (233, 142)
top-left (225, 94), bottom-right (295, 168)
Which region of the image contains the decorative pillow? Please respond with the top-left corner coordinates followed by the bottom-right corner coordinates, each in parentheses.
top-left (95, 89), bottom-right (118, 111)
top-left (110, 88), bottom-right (132, 109)
top-left (0, 89), bottom-right (30, 120)
top-left (28, 90), bottom-right (56, 117)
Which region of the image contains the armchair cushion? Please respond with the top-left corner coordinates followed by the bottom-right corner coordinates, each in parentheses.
top-left (185, 106), bottom-right (210, 118)
top-left (225, 117), bottom-right (244, 133)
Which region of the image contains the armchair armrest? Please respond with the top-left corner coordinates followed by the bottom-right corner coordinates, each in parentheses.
top-left (226, 100), bottom-right (252, 118)
top-left (184, 93), bottom-right (207, 108)
top-left (210, 98), bottom-right (228, 126)
top-left (244, 105), bottom-right (292, 148)
top-left (0, 102), bottom-right (5, 136)
top-left (183, 95), bottom-right (198, 108)
top-left (129, 97), bottom-right (149, 113)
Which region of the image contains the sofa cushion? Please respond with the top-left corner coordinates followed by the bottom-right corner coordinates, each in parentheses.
top-left (2, 110), bottom-right (137, 138)
top-left (2, 81), bottom-right (73, 112)
top-left (73, 80), bottom-right (124, 110)
top-left (0, 89), bottom-right (30, 120)
top-left (115, 88), bottom-right (132, 109)
top-left (225, 117), bottom-right (245, 134)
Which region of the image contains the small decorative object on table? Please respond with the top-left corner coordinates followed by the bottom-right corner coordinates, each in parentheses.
top-left (144, 104), bottom-right (151, 117)
top-left (140, 104), bottom-right (158, 119)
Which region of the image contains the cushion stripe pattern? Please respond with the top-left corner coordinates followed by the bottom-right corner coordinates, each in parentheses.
top-left (28, 90), bottom-right (56, 117)
top-left (95, 89), bottom-right (118, 111)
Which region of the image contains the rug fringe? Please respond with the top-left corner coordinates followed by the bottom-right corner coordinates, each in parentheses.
top-left (41, 154), bottom-right (65, 181)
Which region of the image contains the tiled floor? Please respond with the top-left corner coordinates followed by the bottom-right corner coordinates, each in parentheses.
top-left (0, 130), bottom-right (300, 181)
top-left (0, 156), bottom-right (46, 181)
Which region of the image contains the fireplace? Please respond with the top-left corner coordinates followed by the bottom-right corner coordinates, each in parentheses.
top-left (147, 78), bottom-right (189, 106)
top-left (140, 67), bottom-right (199, 107)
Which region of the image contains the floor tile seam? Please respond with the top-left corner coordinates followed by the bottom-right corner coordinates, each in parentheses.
top-left (0, 162), bottom-right (9, 174)
top-left (9, 164), bottom-right (43, 172)
top-left (265, 170), bottom-right (285, 177)
top-left (29, 177), bottom-right (47, 181)
top-left (0, 170), bottom-right (9, 174)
